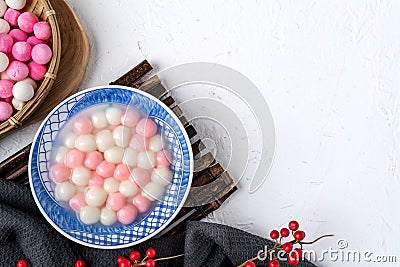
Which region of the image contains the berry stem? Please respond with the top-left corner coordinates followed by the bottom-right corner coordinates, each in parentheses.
top-left (236, 234), bottom-right (334, 267)
top-left (154, 253), bottom-right (185, 261)
top-left (299, 234), bottom-right (334, 245)
top-left (131, 254), bottom-right (184, 266)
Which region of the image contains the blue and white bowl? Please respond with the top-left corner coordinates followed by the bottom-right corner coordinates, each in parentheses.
top-left (29, 85), bottom-right (193, 249)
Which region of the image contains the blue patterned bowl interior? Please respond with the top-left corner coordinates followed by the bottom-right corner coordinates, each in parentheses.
top-left (29, 86), bottom-right (192, 248)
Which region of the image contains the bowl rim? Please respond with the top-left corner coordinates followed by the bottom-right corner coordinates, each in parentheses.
top-left (28, 85), bottom-right (194, 249)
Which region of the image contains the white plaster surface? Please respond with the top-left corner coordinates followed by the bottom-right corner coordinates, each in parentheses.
top-left (1, 1), bottom-right (400, 266)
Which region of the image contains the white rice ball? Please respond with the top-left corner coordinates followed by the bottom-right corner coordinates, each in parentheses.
top-left (100, 207), bottom-right (117, 226)
top-left (137, 150), bottom-right (156, 169)
top-left (85, 187), bottom-right (108, 207)
top-left (21, 77), bottom-right (37, 90)
top-left (80, 206), bottom-right (100, 225)
top-left (5, 0), bottom-right (26, 10)
top-left (75, 134), bottom-right (97, 152)
top-left (0, 18), bottom-right (9, 33)
top-left (91, 110), bottom-right (108, 129)
top-left (0, 1), bottom-right (7, 17)
top-left (104, 146), bottom-right (124, 164)
top-left (54, 182), bottom-right (76, 202)
top-left (105, 107), bottom-right (122, 125)
top-left (71, 167), bottom-right (91, 186)
top-left (11, 98), bottom-right (24, 110)
top-left (12, 81), bottom-right (34, 102)
top-left (142, 182), bottom-right (165, 201)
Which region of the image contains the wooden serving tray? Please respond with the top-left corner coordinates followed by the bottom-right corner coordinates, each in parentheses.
top-left (0, 60), bottom-right (237, 236)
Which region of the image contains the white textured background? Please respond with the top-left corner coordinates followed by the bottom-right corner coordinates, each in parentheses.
top-left (1, 1), bottom-right (400, 266)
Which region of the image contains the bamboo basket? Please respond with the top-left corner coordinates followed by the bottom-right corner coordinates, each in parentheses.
top-left (0, 0), bottom-right (61, 135)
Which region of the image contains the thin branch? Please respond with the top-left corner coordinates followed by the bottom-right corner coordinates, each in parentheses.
top-left (300, 234), bottom-right (334, 245)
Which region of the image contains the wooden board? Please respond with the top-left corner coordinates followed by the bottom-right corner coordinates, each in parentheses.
top-left (0, 60), bottom-right (238, 237)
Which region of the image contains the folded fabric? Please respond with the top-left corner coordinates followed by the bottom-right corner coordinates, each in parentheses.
top-left (0, 179), bottom-right (316, 267)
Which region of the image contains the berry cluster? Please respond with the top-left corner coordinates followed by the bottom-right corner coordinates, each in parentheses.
top-left (117, 248), bottom-right (157, 267)
top-left (240, 220), bottom-right (333, 267)
top-left (17, 220), bottom-right (330, 267)
top-left (16, 259), bottom-right (88, 267)
top-left (16, 247), bottom-right (184, 267)
top-left (267, 220), bottom-right (305, 266)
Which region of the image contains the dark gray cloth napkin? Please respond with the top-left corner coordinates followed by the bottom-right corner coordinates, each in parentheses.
top-left (0, 179), bottom-right (316, 267)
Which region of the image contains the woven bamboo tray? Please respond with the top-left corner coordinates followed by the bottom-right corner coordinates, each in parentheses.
top-left (1, 60), bottom-right (237, 236)
top-left (0, 0), bottom-right (61, 135)
top-left (28, 0), bottom-right (90, 123)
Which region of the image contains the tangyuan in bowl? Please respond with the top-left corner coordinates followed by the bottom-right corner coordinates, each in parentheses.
top-left (29, 86), bottom-right (193, 248)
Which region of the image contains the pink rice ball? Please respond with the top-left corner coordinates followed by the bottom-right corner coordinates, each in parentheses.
top-left (51, 163), bottom-right (70, 183)
top-left (0, 33), bottom-right (14, 53)
top-left (9, 29), bottom-right (27, 42)
top-left (31, 43), bottom-right (52, 65)
top-left (1, 71), bottom-right (13, 82)
top-left (73, 117), bottom-right (93, 135)
top-left (106, 192), bottom-right (126, 211)
top-left (12, 41), bottom-right (31, 62)
top-left (96, 160), bottom-right (116, 178)
top-left (0, 79), bottom-right (14, 98)
top-left (33, 21), bottom-right (51, 40)
top-left (0, 101), bottom-right (12, 121)
top-left (28, 61), bottom-right (46, 81)
top-left (26, 35), bottom-right (44, 46)
top-left (117, 204), bottom-right (138, 224)
top-left (156, 150), bottom-right (171, 167)
top-left (130, 167), bottom-right (151, 187)
top-left (6, 61), bottom-right (29, 81)
top-left (69, 192), bottom-right (86, 212)
top-left (4, 9), bottom-right (20, 27)
top-left (84, 151), bottom-right (103, 170)
top-left (121, 109), bottom-right (141, 127)
top-left (132, 195), bottom-right (152, 213)
top-left (17, 12), bottom-right (39, 33)
top-left (88, 172), bottom-right (104, 187)
top-left (114, 163), bottom-right (130, 181)
top-left (136, 118), bottom-right (157, 138)
top-left (65, 149), bottom-right (85, 169)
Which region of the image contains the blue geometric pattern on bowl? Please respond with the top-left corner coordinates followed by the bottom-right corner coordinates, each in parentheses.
top-left (29, 86), bottom-right (192, 248)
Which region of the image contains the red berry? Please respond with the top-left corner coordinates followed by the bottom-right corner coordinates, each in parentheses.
top-left (119, 258), bottom-right (131, 267)
top-left (75, 259), bottom-right (86, 267)
top-left (268, 259), bottom-right (280, 267)
top-left (288, 252), bottom-right (300, 265)
top-left (146, 248), bottom-right (156, 259)
top-left (288, 221), bottom-right (299, 231)
top-left (294, 248), bottom-right (303, 259)
top-left (244, 261), bottom-right (256, 267)
top-left (280, 228), bottom-right (290, 237)
top-left (269, 230), bottom-right (279, 239)
top-left (16, 260), bottom-right (28, 267)
top-left (282, 242), bottom-right (293, 253)
top-left (117, 256), bottom-right (126, 264)
top-left (293, 230), bottom-right (305, 241)
top-left (130, 250), bottom-right (141, 261)
top-left (146, 259), bottom-right (156, 267)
